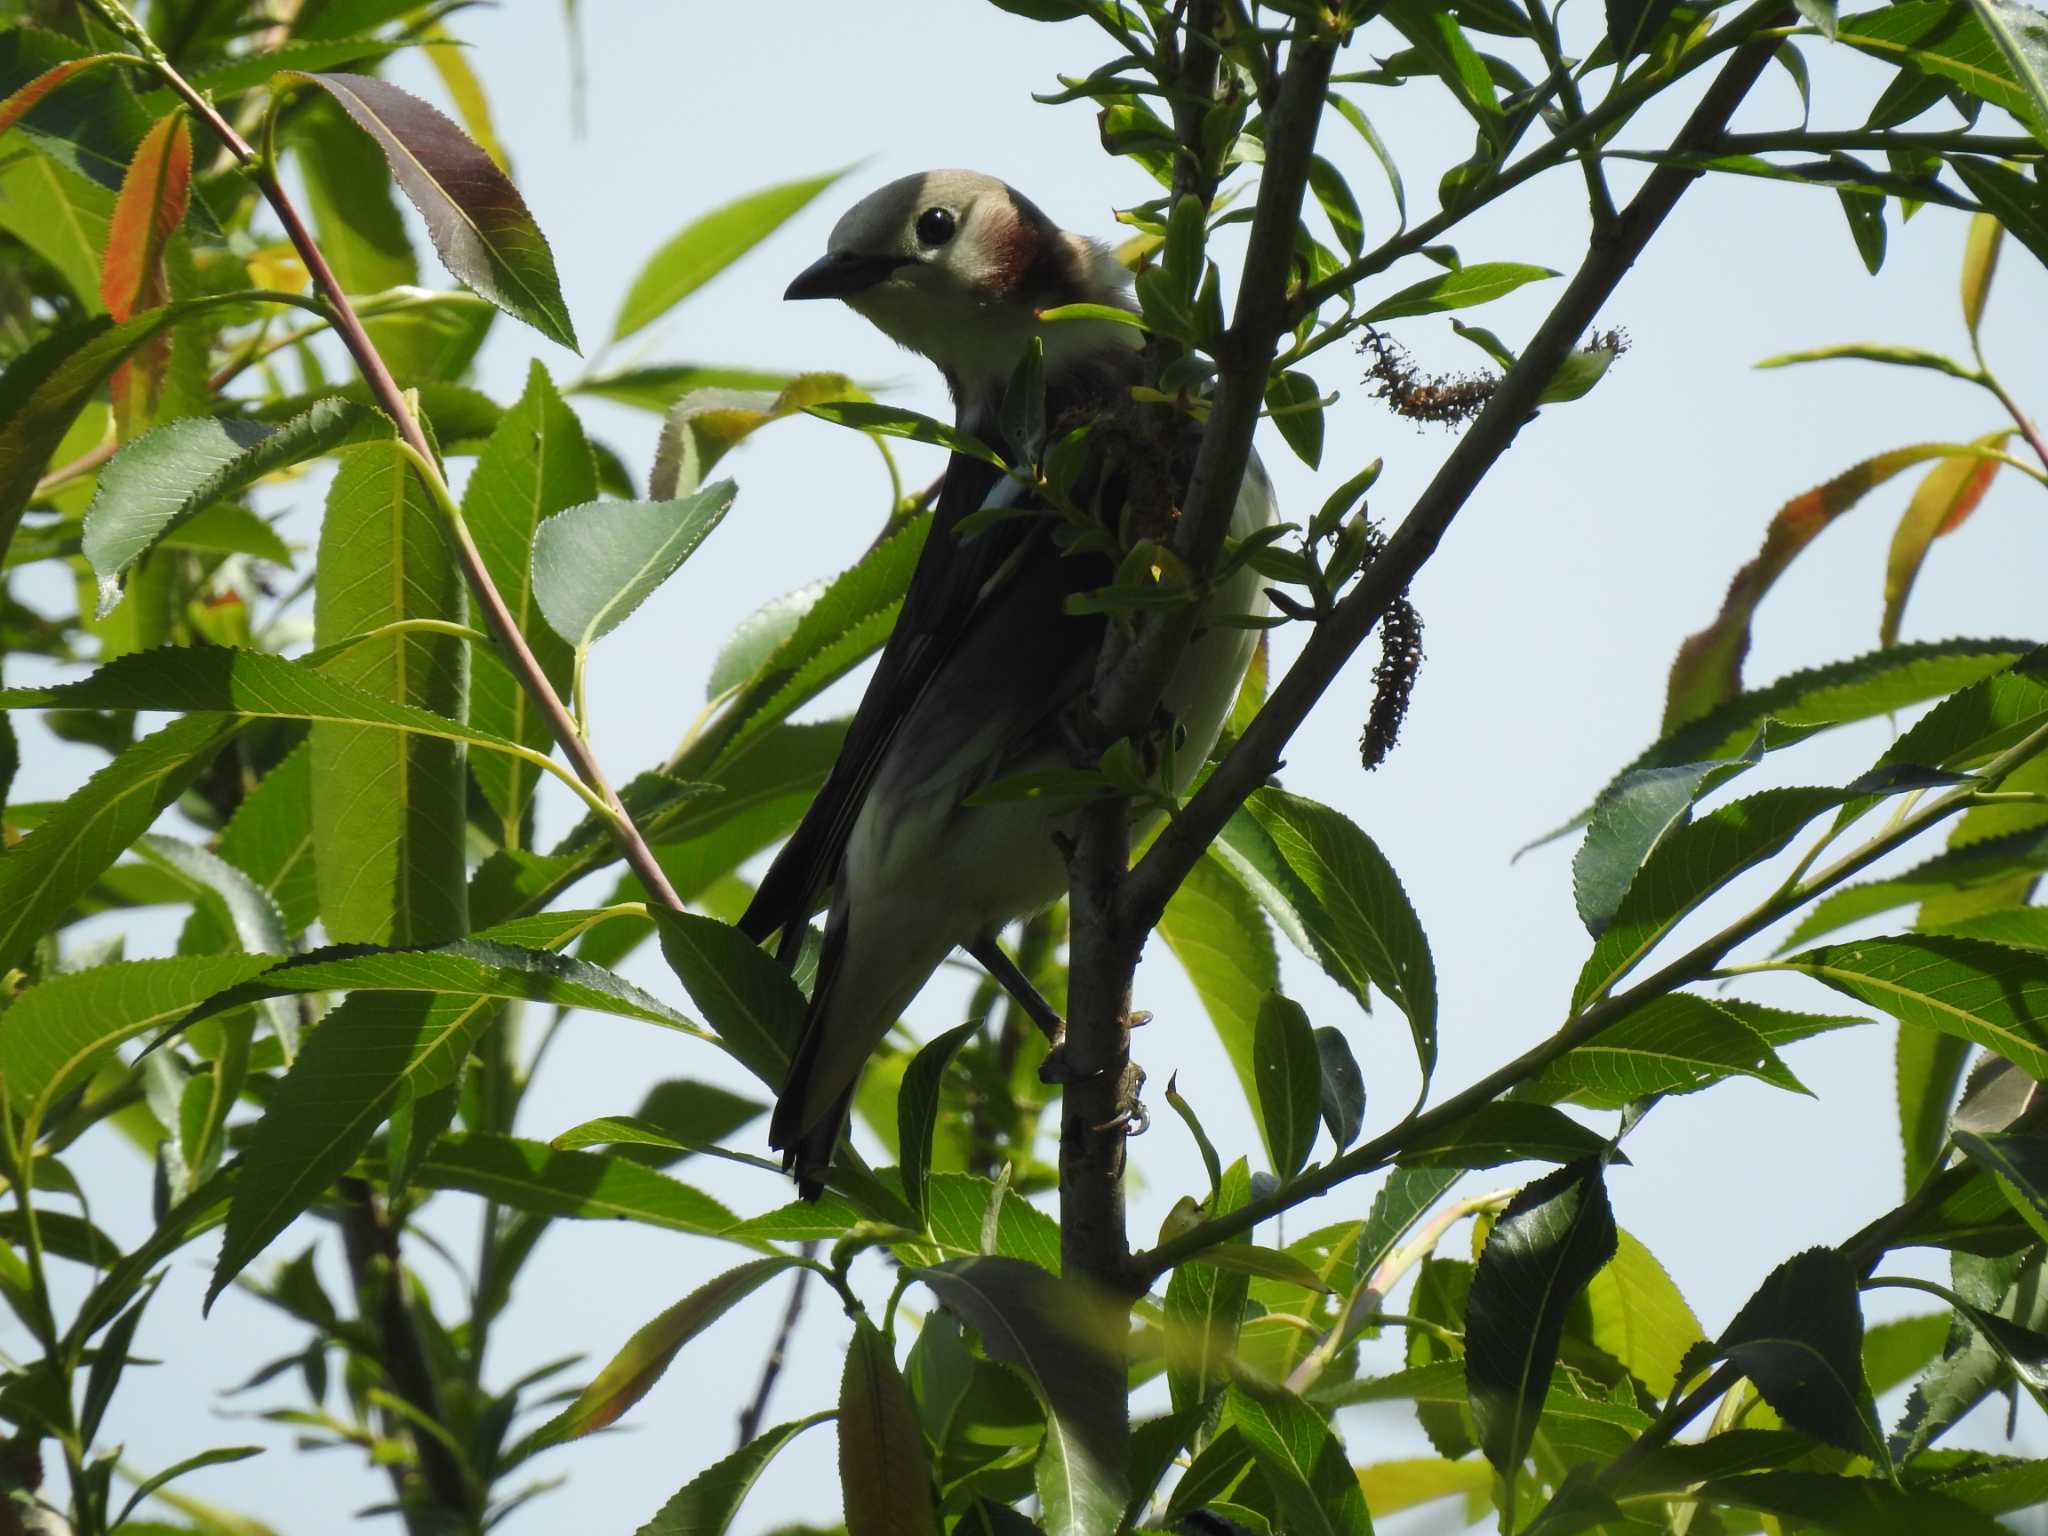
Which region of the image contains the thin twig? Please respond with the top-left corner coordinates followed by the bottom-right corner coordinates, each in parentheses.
top-left (736, 1246), bottom-right (816, 1448)
top-left (99, 0), bottom-right (685, 911)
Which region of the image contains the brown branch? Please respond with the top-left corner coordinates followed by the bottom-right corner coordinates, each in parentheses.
top-left (1085, 27), bottom-right (1341, 747)
top-left (112, 6), bottom-right (685, 911)
top-left (736, 1247), bottom-right (814, 1448)
top-left (338, 1178), bottom-right (473, 1529)
top-left (1121, 10), bottom-right (1796, 933)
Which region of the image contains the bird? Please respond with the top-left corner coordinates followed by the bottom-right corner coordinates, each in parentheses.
top-left (740, 169), bottom-right (1276, 1197)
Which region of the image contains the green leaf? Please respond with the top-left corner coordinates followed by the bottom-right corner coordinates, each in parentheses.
top-left (1779, 824), bottom-right (2048, 950)
top-left (1264, 369), bottom-right (1325, 469)
top-left (1520, 992), bottom-right (1811, 1109)
top-left (0, 712), bottom-right (239, 978)
top-left (1165, 1159), bottom-right (1253, 1412)
top-left (1756, 342), bottom-right (1978, 380)
top-left (926, 1171), bottom-right (1061, 1272)
top-left (1950, 156), bottom-right (2048, 273)
top-left (1699, 1471), bottom-right (2006, 1535)
top-left (0, 647), bottom-right (531, 767)
top-left (312, 436), bottom-right (468, 946)
top-left (1360, 262), bottom-right (1556, 324)
top-left (1314, 1026), bottom-right (1366, 1151)
top-left (524, 1257), bottom-right (798, 1454)
top-left (1954, 1130), bottom-right (2048, 1243)
top-left (1582, 1227), bottom-right (1706, 1398)
top-left (1397, 1104), bottom-right (1611, 1169)
top-left (898, 1020), bottom-right (981, 1228)
top-left (651, 909), bottom-right (805, 1088)
top-left (1574, 787), bottom-right (1849, 1009)
top-left (1217, 786), bottom-right (1438, 1081)
top-left (0, 955), bottom-right (272, 1139)
top-left (1198, 1244), bottom-right (1338, 1293)
top-left (409, 1132), bottom-right (738, 1232)
top-left (1962, 210), bottom-right (2004, 340)
top-left (571, 362), bottom-right (802, 414)
top-left (463, 362), bottom-right (592, 844)
top-left (82, 399), bottom-right (373, 614)
top-left (1836, 3), bottom-right (2048, 140)
top-left (652, 373), bottom-right (864, 499)
top-left (0, 27), bottom-right (154, 198)
top-left (1607, 0), bottom-right (1682, 59)
top-left (1572, 740), bottom-right (1762, 937)
top-left (1158, 851), bottom-right (1280, 1150)
top-left (174, 938), bottom-right (703, 1039)
top-left (633, 1413), bottom-right (833, 1536)
top-left (0, 149), bottom-right (113, 308)
top-left (614, 168), bottom-right (845, 341)
top-left (914, 1257), bottom-right (1127, 1536)
top-left (1229, 1386), bottom-right (1375, 1536)
top-left (1536, 334), bottom-right (1625, 405)
top-left (1776, 934), bottom-right (2048, 1081)
top-left (676, 515), bottom-right (926, 767)
top-left (531, 481), bottom-right (737, 647)
top-left (0, 305), bottom-right (213, 556)
top-left (284, 72), bottom-right (578, 348)
top-left (840, 1319), bottom-right (941, 1536)
top-left (1254, 992), bottom-right (1321, 1180)
top-left (111, 1447), bottom-right (263, 1530)
top-left (1466, 1159), bottom-right (1618, 1482)
top-left (1636, 639), bottom-right (2033, 785)
top-left (1329, 94), bottom-right (1405, 225)
top-left (804, 401), bottom-right (1006, 469)
top-left (210, 987), bottom-right (501, 1308)
top-left (1383, 0), bottom-right (1506, 142)
top-left (1715, 1246), bottom-right (1885, 1462)
top-left (1883, 440), bottom-right (2012, 650)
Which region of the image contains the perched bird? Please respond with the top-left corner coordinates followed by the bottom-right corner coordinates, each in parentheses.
top-left (741, 169), bottom-right (1276, 1196)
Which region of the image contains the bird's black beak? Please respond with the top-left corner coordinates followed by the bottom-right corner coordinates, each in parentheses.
top-left (784, 250), bottom-right (909, 301)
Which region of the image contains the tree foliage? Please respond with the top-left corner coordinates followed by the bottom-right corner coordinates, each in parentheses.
top-left (1, 0), bottom-right (2047, 1533)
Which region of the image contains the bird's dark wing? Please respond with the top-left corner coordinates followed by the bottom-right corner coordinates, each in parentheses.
top-left (738, 448), bottom-right (1050, 954)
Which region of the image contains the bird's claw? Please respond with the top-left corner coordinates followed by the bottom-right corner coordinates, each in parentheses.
top-left (1092, 1099), bottom-right (1150, 1137)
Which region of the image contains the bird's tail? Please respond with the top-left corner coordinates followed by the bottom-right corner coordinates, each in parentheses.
top-left (768, 915), bottom-right (852, 1201)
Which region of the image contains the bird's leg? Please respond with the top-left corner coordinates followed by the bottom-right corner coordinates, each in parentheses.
top-left (1091, 1066), bottom-right (1151, 1137)
top-left (965, 935), bottom-right (1065, 1046)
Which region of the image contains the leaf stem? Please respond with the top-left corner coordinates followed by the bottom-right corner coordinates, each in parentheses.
top-left (1980, 367), bottom-right (2048, 475)
top-left (1528, 0), bottom-right (1619, 227)
top-left (138, 35), bottom-right (686, 913)
top-left (1284, 1186), bottom-right (1510, 1393)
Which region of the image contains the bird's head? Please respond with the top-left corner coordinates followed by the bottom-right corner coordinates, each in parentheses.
top-left (787, 169), bottom-right (1137, 411)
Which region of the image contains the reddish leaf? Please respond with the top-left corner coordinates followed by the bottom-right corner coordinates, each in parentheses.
top-left (0, 53), bottom-right (125, 142)
top-left (100, 110), bottom-right (192, 431)
top-left (282, 71), bottom-right (577, 350)
top-left (100, 111), bottom-right (192, 321)
top-left (1881, 435), bottom-right (2009, 647)
top-left (1663, 443), bottom-right (2005, 731)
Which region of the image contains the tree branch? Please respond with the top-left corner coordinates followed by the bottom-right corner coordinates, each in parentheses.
top-left (338, 1177), bottom-right (472, 1529)
top-left (1135, 702), bottom-right (2048, 1282)
top-left (1122, 9), bottom-right (1796, 932)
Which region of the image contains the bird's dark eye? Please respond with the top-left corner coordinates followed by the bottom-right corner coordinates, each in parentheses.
top-left (915, 206), bottom-right (956, 246)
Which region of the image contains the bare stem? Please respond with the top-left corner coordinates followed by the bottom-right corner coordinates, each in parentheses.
top-left (128, 25), bottom-right (685, 911)
top-left (1982, 369), bottom-right (2048, 475)
top-left (736, 1247), bottom-right (815, 1448)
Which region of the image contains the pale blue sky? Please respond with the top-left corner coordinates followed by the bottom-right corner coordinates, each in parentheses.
top-left (13, 2), bottom-right (2048, 1532)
